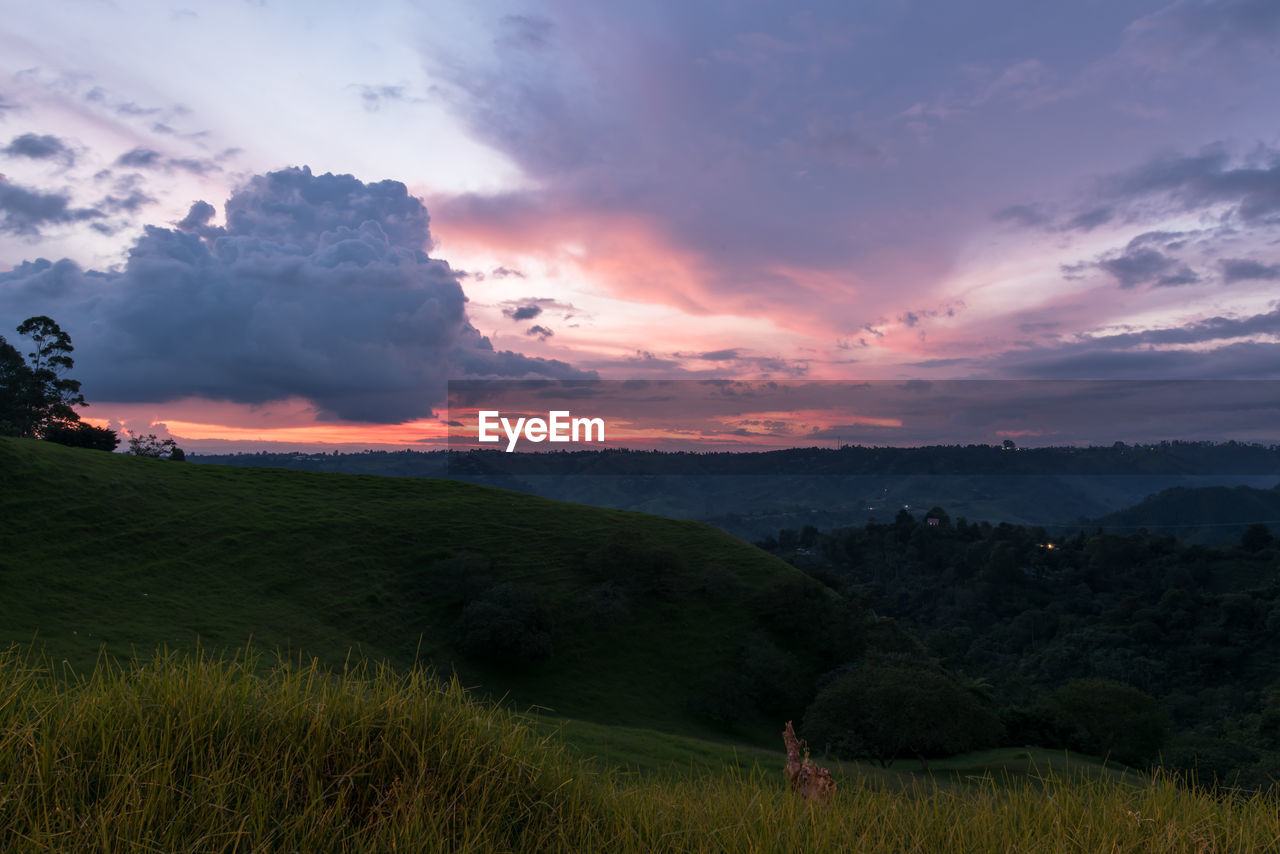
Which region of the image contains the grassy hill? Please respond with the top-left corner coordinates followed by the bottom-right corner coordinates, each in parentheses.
top-left (0, 437), bottom-right (821, 742)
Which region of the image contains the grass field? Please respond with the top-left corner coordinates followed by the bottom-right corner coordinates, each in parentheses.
top-left (3, 646), bottom-right (1278, 853)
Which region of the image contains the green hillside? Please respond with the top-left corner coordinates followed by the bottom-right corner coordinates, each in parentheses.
top-left (0, 437), bottom-right (824, 741)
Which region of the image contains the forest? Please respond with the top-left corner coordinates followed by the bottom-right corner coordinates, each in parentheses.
top-left (757, 508), bottom-right (1280, 786)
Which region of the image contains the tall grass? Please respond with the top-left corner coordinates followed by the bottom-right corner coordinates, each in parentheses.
top-left (3, 645), bottom-right (1279, 852)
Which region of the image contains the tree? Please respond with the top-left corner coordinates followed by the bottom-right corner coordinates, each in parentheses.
top-left (128, 434), bottom-right (185, 460)
top-left (1241, 523), bottom-right (1273, 553)
top-left (42, 420), bottom-right (120, 451)
top-left (1049, 678), bottom-right (1171, 767)
top-left (802, 659), bottom-right (1003, 769)
top-left (0, 317), bottom-right (92, 439)
top-left (16, 316), bottom-right (85, 430)
top-left (0, 335), bottom-right (37, 436)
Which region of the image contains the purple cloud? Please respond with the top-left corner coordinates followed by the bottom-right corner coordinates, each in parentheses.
top-left (0, 178), bottom-right (103, 236)
top-left (3, 133), bottom-right (75, 165)
top-left (0, 167), bottom-right (591, 421)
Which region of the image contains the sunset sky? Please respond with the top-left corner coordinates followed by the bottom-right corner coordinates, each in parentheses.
top-left (2, 0), bottom-right (1279, 451)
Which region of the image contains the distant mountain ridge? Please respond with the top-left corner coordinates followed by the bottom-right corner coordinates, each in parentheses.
top-left (192, 442), bottom-right (1280, 541)
top-left (1091, 482), bottom-right (1280, 545)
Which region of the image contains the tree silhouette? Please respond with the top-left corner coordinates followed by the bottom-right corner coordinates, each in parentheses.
top-left (1, 317), bottom-right (118, 449)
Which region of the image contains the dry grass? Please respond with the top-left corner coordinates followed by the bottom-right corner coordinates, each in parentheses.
top-left (2, 645), bottom-right (1279, 852)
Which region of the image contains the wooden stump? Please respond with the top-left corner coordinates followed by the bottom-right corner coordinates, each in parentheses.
top-left (782, 721), bottom-right (836, 803)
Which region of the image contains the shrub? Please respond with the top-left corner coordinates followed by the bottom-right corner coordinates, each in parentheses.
top-left (802, 659), bottom-right (1003, 767)
top-left (42, 420), bottom-right (119, 451)
top-left (451, 583), bottom-right (554, 669)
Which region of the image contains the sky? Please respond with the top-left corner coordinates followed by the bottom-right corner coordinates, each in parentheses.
top-left (1, 0), bottom-right (1279, 451)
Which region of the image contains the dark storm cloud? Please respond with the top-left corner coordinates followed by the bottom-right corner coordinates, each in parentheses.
top-left (0, 178), bottom-right (103, 236)
top-left (506, 304), bottom-right (542, 321)
top-left (1086, 306), bottom-right (1280, 348)
top-left (982, 305), bottom-right (1280, 380)
top-left (3, 133), bottom-right (75, 165)
top-left (491, 266), bottom-right (524, 278)
top-left (498, 296), bottom-right (576, 321)
top-left (0, 167), bottom-right (591, 421)
top-left (1221, 258), bottom-right (1280, 282)
top-left (1104, 146), bottom-right (1280, 223)
top-left (1096, 247), bottom-right (1199, 288)
top-left (176, 200), bottom-right (216, 231)
top-left (526, 324), bottom-right (554, 340)
top-left (999, 340), bottom-right (1280, 380)
top-left (697, 349), bottom-right (740, 361)
top-left (116, 147), bottom-right (163, 168)
top-left (430, 2), bottom-right (1075, 320)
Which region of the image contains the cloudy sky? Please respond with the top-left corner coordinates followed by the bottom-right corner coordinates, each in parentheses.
top-left (2, 0), bottom-right (1279, 450)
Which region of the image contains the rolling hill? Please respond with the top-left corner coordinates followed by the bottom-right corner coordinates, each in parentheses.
top-left (0, 437), bottom-right (831, 742)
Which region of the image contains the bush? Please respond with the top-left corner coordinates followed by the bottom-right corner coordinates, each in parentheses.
top-left (451, 583), bottom-right (554, 669)
top-left (802, 659), bottom-right (1003, 767)
top-left (42, 420), bottom-right (119, 451)
top-left (128, 433), bottom-right (185, 460)
top-left (1161, 735), bottom-right (1261, 789)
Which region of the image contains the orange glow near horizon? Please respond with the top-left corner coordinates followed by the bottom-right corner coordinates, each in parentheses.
top-left (115, 398), bottom-right (915, 453)
top-left (157, 418), bottom-right (451, 446)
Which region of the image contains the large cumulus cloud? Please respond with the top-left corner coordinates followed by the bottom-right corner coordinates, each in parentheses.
top-left (0, 166), bottom-right (589, 421)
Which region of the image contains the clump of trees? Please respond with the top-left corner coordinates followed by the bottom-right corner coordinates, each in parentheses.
top-left (802, 656), bottom-right (1004, 769)
top-left (128, 433), bottom-right (186, 461)
top-left (1, 316), bottom-right (117, 450)
top-left (1046, 678), bottom-right (1171, 767)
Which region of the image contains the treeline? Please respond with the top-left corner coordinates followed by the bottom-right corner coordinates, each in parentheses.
top-left (759, 509), bottom-right (1280, 786)
top-left (197, 441), bottom-right (1280, 478)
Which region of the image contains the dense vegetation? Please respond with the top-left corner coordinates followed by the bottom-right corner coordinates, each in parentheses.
top-left (762, 506), bottom-right (1280, 786)
top-left (5, 646), bottom-right (1280, 853)
top-left (199, 440), bottom-right (1280, 477)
